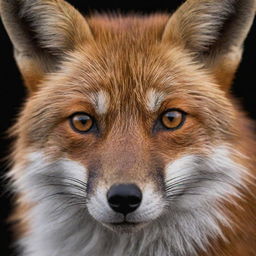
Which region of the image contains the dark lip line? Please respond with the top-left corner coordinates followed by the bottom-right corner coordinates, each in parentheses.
top-left (108, 221), bottom-right (141, 226)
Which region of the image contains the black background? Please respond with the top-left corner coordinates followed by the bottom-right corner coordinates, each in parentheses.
top-left (0, 1), bottom-right (255, 255)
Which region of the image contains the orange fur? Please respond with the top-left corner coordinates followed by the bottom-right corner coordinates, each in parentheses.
top-left (1, 0), bottom-right (255, 255)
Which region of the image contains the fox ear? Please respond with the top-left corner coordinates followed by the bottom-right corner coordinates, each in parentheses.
top-left (0, 0), bottom-right (93, 92)
top-left (162, 0), bottom-right (256, 91)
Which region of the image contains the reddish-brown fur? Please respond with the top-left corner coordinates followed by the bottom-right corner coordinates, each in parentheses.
top-left (1, 0), bottom-right (255, 255)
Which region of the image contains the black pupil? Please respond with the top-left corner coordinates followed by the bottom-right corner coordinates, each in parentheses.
top-left (78, 116), bottom-right (90, 125)
top-left (166, 112), bottom-right (177, 121)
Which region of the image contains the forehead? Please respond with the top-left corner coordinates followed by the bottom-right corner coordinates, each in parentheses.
top-left (36, 14), bottom-right (227, 120)
top-left (50, 29), bottom-right (214, 115)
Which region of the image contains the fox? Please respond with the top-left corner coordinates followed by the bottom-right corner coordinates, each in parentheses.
top-left (1, 0), bottom-right (256, 255)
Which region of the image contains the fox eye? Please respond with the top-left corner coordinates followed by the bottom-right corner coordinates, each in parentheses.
top-left (70, 113), bottom-right (94, 133)
top-left (161, 109), bottom-right (186, 130)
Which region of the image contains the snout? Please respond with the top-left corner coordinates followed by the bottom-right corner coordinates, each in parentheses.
top-left (87, 182), bottom-right (165, 232)
top-left (107, 184), bottom-right (142, 215)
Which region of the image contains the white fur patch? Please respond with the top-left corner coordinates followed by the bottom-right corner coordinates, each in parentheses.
top-left (90, 90), bottom-right (110, 115)
top-left (11, 145), bottom-right (248, 256)
top-left (164, 145), bottom-right (248, 253)
top-left (146, 89), bottom-right (166, 112)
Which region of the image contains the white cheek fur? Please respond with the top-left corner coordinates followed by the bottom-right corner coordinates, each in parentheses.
top-left (12, 152), bottom-right (87, 203)
top-left (165, 145), bottom-right (247, 208)
top-left (11, 145), bottom-right (249, 256)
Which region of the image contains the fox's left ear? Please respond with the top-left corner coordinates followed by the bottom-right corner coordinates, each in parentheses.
top-left (162, 0), bottom-right (256, 91)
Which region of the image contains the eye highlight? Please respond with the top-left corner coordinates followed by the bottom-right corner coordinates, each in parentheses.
top-left (161, 109), bottom-right (186, 130)
top-left (69, 113), bottom-right (94, 133)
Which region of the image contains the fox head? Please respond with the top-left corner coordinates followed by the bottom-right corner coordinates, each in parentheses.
top-left (1, 0), bottom-right (256, 255)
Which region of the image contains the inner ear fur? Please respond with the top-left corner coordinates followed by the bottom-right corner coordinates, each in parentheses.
top-left (0, 0), bottom-right (93, 91)
top-left (162, 0), bottom-right (256, 91)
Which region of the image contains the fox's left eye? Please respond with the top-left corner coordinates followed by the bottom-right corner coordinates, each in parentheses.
top-left (160, 109), bottom-right (186, 130)
top-left (69, 113), bottom-right (94, 133)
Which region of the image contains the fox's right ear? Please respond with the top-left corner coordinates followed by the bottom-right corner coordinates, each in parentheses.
top-left (0, 0), bottom-right (93, 92)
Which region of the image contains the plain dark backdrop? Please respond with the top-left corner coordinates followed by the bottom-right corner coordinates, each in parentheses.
top-left (0, 1), bottom-right (255, 255)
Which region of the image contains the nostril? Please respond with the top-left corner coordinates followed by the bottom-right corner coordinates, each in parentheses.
top-left (108, 195), bottom-right (140, 208)
top-left (107, 184), bottom-right (142, 215)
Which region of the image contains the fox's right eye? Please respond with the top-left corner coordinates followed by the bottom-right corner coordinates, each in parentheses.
top-left (69, 113), bottom-right (94, 133)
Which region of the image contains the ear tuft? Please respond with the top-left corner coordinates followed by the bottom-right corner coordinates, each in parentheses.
top-left (16, 0), bottom-right (93, 54)
top-left (0, 0), bottom-right (93, 91)
top-left (162, 0), bottom-right (256, 90)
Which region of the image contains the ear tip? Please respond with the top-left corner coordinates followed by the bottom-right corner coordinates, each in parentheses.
top-left (0, 0), bottom-right (6, 13)
top-left (0, 0), bottom-right (18, 17)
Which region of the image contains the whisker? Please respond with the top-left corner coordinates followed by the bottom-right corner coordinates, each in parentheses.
top-left (49, 206), bottom-right (86, 224)
top-left (166, 192), bottom-right (205, 200)
top-left (41, 192), bottom-right (87, 202)
top-left (165, 174), bottom-right (234, 191)
top-left (42, 174), bottom-right (87, 187)
top-left (164, 172), bottom-right (238, 203)
top-left (51, 200), bottom-right (87, 215)
top-left (41, 183), bottom-right (87, 193)
top-left (166, 185), bottom-right (210, 193)
top-left (166, 175), bottom-right (220, 185)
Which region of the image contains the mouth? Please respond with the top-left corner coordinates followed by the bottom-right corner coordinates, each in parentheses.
top-left (111, 221), bottom-right (140, 226)
top-left (103, 221), bottom-right (147, 233)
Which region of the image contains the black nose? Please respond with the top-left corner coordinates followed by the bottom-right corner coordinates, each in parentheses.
top-left (107, 184), bottom-right (142, 215)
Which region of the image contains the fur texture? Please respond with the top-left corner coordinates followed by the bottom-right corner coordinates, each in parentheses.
top-left (1, 0), bottom-right (256, 255)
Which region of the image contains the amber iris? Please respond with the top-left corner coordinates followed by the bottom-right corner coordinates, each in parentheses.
top-left (161, 110), bottom-right (185, 130)
top-left (70, 113), bottom-right (93, 133)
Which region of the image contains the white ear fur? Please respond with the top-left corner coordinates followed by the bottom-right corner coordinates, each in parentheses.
top-left (0, 0), bottom-right (93, 91)
top-left (162, 0), bottom-right (256, 89)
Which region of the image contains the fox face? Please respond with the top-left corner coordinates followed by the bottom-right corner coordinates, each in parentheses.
top-left (1, 0), bottom-right (256, 255)
top-left (13, 40), bottom-right (241, 230)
